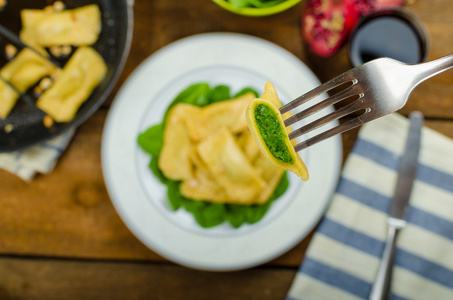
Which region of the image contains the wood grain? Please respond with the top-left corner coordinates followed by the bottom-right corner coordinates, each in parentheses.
top-left (0, 257), bottom-right (295, 300)
top-left (0, 109), bottom-right (161, 261)
top-left (1, 0), bottom-right (453, 299)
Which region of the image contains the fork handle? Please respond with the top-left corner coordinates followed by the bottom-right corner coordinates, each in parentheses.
top-left (412, 53), bottom-right (453, 85)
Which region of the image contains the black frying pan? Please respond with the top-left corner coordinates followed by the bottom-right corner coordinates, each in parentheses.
top-left (0, 0), bottom-right (133, 152)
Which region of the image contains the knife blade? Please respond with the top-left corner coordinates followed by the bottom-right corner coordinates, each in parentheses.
top-left (390, 111), bottom-right (424, 222)
top-left (369, 111), bottom-right (423, 300)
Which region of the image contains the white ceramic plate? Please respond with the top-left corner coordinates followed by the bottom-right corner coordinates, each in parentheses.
top-left (102, 32), bottom-right (342, 271)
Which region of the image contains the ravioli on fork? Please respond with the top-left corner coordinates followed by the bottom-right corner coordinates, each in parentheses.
top-left (246, 82), bottom-right (309, 180)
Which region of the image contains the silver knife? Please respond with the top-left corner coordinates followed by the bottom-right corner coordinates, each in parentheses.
top-left (369, 111), bottom-right (424, 300)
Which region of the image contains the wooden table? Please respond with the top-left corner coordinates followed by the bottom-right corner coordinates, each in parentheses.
top-left (1, 0), bottom-right (453, 299)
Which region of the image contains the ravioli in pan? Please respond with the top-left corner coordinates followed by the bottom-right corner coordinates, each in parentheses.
top-left (20, 4), bottom-right (101, 48)
top-left (0, 48), bottom-right (59, 119)
top-left (138, 83), bottom-right (290, 228)
top-left (36, 47), bottom-right (107, 122)
top-left (0, 3), bottom-right (106, 123)
top-left (246, 82), bottom-right (309, 181)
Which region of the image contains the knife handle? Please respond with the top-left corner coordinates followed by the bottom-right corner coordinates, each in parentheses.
top-left (369, 224), bottom-right (401, 300)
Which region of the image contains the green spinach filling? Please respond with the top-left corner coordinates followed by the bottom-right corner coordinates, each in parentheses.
top-left (255, 103), bottom-right (293, 164)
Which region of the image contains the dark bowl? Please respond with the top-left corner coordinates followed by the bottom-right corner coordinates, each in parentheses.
top-left (348, 8), bottom-right (429, 67)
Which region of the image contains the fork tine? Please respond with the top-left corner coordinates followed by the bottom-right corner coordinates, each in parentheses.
top-left (294, 117), bottom-right (366, 151)
top-left (0, 77), bottom-right (36, 107)
top-left (0, 24), bottom-right (61, 67)
top-left (280, 71), bottom-right (357, 114)
top-left (288, 99), bottom-right (368, 140)
top-left (284, 83), bottom-right (362, 126)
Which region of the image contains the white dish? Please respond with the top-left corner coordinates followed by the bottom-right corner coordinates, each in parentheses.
top-left (102, 32), bottom-right (342, 271)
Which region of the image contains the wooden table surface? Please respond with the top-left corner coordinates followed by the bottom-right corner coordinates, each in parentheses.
top-left (1, 0), bottom-right (453, 299)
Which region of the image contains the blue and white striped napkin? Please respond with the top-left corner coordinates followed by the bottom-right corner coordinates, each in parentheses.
top-left (0, 130), bottom-right (74, 181)
top-left (287, 113), bottom-right (453, 300)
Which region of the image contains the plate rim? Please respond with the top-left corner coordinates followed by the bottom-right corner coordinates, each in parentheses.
top-left (101, 32), bottom-right (342, 271)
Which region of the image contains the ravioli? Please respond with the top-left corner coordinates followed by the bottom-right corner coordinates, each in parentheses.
top-left (36, 46), bottom-right (107, 122)
top-left (239, 129), bottom-right (285, 203)
top-left (183, 93), bottom-right (254, 141)
top-left (20, 4), bottom-right (101, 47)
top-left (196, 127), bottom-right (265, 204)
top-left (158, 104), bottom-right (195, 181)
top-left (180, 148), bottom-right (231, 203)
top-left (236, 131), bottom-right (261, 161)
top-left (253, 155), bottom-right (285, 203)
top-left (0, 48), bottom-right (59, 119)
top-left (246, 82), bottom-right (309, 180)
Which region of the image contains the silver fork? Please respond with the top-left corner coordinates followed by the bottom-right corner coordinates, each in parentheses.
top-left (280, 53), bottom-right (453, 151)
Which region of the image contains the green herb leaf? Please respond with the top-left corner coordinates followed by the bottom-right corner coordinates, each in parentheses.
top-left (234, 87), bottom-right (259, 98)
top-left (163, 83), bottom-right (211, 124)
top-left (229, 0), bottom-right (251, 8)
top-left (181, 197), bottom-right (207, 213)
top-left (148, 156), bottom-right (167, 184)
top-left (245, 201), bottom-right (269, 224)
top-left (227, 0), bottom-right (287, 8)
top-left (225, 204), bottom-right (247, 228)
top-left (167, 180), bottom-right (183, 211)
top-left (137, 124), bottom-right (164, 156)
top-left (194, 203), bottom-right (226, 228)
top-left (269, 171), bottom-right (289, 201)
top-left (208, 85), bottom-right (231, 103)
top-left (247, 0), bottom-right (286, 8)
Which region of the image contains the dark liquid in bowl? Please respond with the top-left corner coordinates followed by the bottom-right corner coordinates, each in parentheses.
top-left (349, 14), bottom-right (426, 66)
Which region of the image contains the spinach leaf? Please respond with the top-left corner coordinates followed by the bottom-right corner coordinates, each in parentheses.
top-left (137, 123), bottom-right (164, 157)
top-left (228, 0), bottom-right (287, 8)
top-left (247, 0), bottom-right (286, 8)
top-left (269, 171), bottom-right (289, 201)
top-left (225, 204), bottom-right (247, 228)
top-left (163, 83), bottom-right (211, 124)
top-left (167, 180), bottom-right (183, 211)
top-left (229, 0), bottom-right (250, 8)
top-left (181, 197), bottom-right (207, 213)
top-left (194, 203), bottom-right (226, 228)
top-left (149, 156), bottom-right (167, 184)
top-left (208, 85), bottom-right (231, 103)
top-left (172, 83), bottom-right (211, 106)
top-left (234, 87), bottom-right (259, 98)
